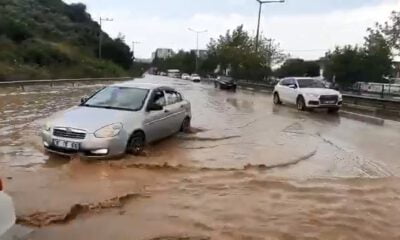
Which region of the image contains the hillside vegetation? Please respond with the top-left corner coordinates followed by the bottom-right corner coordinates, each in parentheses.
top-left (0, 0), bottom-right (134, 81)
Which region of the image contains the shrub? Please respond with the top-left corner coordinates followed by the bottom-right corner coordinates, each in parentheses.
top-left (0, 0), bottom-right (132, 80)
top-left (21, 40), bottom-right (73, 66)
top-left (0, 17), bottom-right (33, 43)
top-left (0, 63), bottom-right (51, 81)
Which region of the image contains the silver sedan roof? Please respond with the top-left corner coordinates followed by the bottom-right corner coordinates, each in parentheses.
top-left (112, 82), bottom-right (176, 91)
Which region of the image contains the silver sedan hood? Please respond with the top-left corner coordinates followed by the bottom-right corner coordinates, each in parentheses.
top-left (49, 106), bottom-right (136, 133)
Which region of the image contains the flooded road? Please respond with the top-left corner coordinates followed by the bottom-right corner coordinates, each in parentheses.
top-left (1, 75), bottom-right (400, 239)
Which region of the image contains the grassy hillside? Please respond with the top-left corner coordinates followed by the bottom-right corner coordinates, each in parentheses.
top-left (0, 0), bottom-right (133, 81)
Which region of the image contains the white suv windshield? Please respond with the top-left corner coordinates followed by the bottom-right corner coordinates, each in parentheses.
top-left (84, 87), bottom-right (149, 111)
top-left (297, 79), bottom-right (326, 89)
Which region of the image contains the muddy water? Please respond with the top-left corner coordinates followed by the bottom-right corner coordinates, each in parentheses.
top-left (1, 75), bottom-right (400, 239)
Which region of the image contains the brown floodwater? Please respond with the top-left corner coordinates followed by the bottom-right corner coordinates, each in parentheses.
top-left (1, 75), bottom-right (400, 240)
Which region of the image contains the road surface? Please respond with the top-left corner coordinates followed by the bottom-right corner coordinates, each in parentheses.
top-left (1, 75), bottom-right (400, 240)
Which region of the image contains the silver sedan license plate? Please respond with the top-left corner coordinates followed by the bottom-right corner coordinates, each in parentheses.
top-left (53, 140), bottom-right (80, 150)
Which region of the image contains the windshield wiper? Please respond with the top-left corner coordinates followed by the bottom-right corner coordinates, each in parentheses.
top-left (82, 104), bottom-right (136, 111)
top-left (81, 103), bottom-right (93, 107)
top-left (102, 106), bottom-right (136, 111)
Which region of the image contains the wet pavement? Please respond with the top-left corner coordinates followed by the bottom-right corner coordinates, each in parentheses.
top-left (1, 75), bottom-right (400, 239)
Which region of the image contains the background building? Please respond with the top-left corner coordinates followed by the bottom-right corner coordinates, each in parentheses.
top-left (152, 48), bottom-right (175, 60)
top-left (190, 49), bottom-right (208, 59)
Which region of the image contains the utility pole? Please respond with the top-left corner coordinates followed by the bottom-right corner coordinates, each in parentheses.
top-left (132, 41), bottom-right (141, 62)
top-left (188, 28), bottom-right (207, 73)
top-left (255, 0), bottom-right (284, 52)
top-left (98, 17), bottom-right (113, 59)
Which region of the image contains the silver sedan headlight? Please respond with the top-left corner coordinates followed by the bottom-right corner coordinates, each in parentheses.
top-left (94, 123), bottom-right (123, 138)
top-left (43, 122), bottom-right (52, 132)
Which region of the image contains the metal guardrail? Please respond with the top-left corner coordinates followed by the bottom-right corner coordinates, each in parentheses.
top-left (348, 82), bottom-right (400, 99)
top-left (342, 93), bottom-right (400, 103)
top-left (237, 81), bottom-right (274, 91)
top-left (0, 77), bottom-right (133, 89)
top-left (236, 81), bottom-right (400, 103)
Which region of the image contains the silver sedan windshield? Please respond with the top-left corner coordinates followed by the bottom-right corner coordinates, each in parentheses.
top-left (83, 87), bottom-right (149, 111)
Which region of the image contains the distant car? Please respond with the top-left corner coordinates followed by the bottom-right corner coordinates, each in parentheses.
top-left (181, 73), bottom-right (190, 80)
top-left (0, 179), bottom-right (16, 238)
top-left (273, 77), bottom-right (343, 113)
top-left (167, 69), bottom-right (181, 78)
top-left (214, 76), bottom-right (237, 91)
top-left (42, 83), bottom-right (192, 158)
top-left (159, 72), bottom-right (167, 76)
top-left (190, 74), bottom-right (201, 82)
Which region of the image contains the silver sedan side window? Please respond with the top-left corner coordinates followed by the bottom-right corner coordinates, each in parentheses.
top-left (165, 90), bottom-right (181, 105)
top-left (153, 90), bottom-right (166, 106)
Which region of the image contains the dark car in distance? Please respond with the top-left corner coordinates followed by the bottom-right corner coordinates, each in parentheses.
top-left (214, 76), bottom-right (237, 91)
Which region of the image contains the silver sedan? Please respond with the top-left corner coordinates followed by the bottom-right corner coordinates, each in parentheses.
top-left (41, 82), bottom-right (192, 158)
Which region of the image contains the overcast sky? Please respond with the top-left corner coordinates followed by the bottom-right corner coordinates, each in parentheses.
top-left (64, 0), bottom-right (400, 60)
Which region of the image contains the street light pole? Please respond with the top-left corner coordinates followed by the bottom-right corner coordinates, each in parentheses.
top-left (255, 0), bottom-right (284, 52)
top-left (188, 28), bottom-right (207, 73)
top-left (132, 41), bottom-right (141, 62)
top-left (98, 17), bottom-right (113, 59)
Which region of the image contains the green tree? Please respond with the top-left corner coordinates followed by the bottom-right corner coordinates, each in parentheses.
top-left (101, 36), bottom-right (133, 70)
top-left (275, 58), bottom-right (320, 78)
top-left (323, 28), bottom-right (393, 87)
top-left (200, 52), bottom-right (218, 74)
top-left (377, 11), bottom-right (400, 53)
top-left (64, 3), bottom-right (91, 23)
top-left (180, 51), bottom-right (196, 73)
top-left (323, 46), bottom-right (365, 87)
top-left (363, 29), bottom-right (393, 82)
top-left (207, 25), bottom-right (284, 81)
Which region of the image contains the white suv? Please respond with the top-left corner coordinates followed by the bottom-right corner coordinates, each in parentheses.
top-left (0, 179), bottom-right (15, 238)
top-left (190, 74), bottom-right (201, 82)
top-left (273, 77), bottom-right (342, 113)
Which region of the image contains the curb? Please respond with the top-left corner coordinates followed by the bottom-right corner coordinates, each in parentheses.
top-left (340, 111), bottom-right (385, 126)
